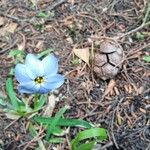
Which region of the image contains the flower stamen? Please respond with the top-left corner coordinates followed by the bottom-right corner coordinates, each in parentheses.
top-left (34, 76), bottom-right (44, 84)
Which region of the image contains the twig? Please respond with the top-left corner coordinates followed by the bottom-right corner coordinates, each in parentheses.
top-left (126, 43), bottom-right (150, 58)
top-left (76, 13), bottom-right (102, 26)
top-left (115, 2), bottom-right (150, 39)
top-left (0, 0), bottom-right (67, 23)
top-left (0, 39), bottom-right (18, 55)
top-left (23, 135), bottom-right (45, 150)
top-left (4, 117), bottom-right (21, 130)
top-left (111, 110), bottom-right (119, 149)
top-left (110, 98), bottom-right (124, 149)
top-left (0, 11), bottom-right (27, 22)
top-left (142, 2), bottom-right (150, 24)
top-left (146, 144), bottom-right (150, 150)
top-left (90, 2), bottom-right (150, 40)
top-left (18, 129), bottom-right (45, 149)
top-left (37, 0), bottom-right (67, 12)
top-left (100, 141), bottom-right (114, 150)
top-left (115, 21), bottom-right (150, 39)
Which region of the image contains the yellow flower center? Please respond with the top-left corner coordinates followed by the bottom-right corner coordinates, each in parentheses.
top-left (34, 76), bottom-right (44, 84)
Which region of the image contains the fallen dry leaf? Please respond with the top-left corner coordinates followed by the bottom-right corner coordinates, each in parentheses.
top-left (73, 47), bottom-right (90, 65)
top-left (17, 43), bottom-right (25, 51)
top-left (43, 94), bottom-right (58, 117)
top-left (35, 40), bottom-right (44, 52)
top-left (114, 87), bottom-right (119, 95)
top-left (103, 79), bottom-right (116, 97)
top-left (128, 84), bottom-right (132, 94)
top-left (124, 84), bottom-right (128, 93)
top-left (0, 22), bottom-right (17, 36)
top-left (5, 112), bottom-right (20, 120)
top-left (68, 0), bottom-right (75, 5)
top-left (63, 15), bottom-right (74, 26)
top-left (5, 22), bottom-right (17, 33)
top-left (139, 108), bottom-right (146, 113)
top-left (44, 24), bottom-right (52, 32)
top-left (66, 69), bottom-right (78, 78)
top-left (116, 113), bottom-right (123, 125)
top-left (0, 17), bottom-right (5, 26)
top-left (137, 86), bottom-right (144, 95)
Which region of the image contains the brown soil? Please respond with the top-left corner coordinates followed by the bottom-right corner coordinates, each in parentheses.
top-left (0, 0), bottom-right (150, 150)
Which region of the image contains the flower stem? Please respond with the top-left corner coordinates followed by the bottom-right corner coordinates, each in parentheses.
top-left (34, 94), bottom-right (39, 109)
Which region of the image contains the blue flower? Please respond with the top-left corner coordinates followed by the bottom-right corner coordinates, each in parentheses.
top-left (15, 54), bottom-right (64, 94)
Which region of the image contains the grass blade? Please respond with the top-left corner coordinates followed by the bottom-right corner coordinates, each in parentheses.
top-left (5, 77), bottom-right (19, 110)
top-left (45, 106), bottom-right (69, 140)
top-left (37, 48), bottom-right (54, 58)
top-left (28, 123), bottom-right (46, 150)
top-left (71, 128), bottom-right (107, 150)
top-left (28, 122), bottom-right (37, 137)
top-left (77, 141), bottom-right (95, 150)
top-left (48, 138), bottom-right (65, 144)
top-left (33, 116), bottom-right (93, 128)
top-left (33, 95), bottom-right (46, 111)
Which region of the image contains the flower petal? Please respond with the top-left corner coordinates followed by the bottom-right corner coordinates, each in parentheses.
top-left (15, 64), bottom-right (31, 83)
top-left (18, 81), bottom-right (39, 94)
top-left (42, 54), bottom-right (58, 76)
top-left (18, 86), bottom-right (35, 94)
top-left (25, 54), bottom-right (44, 77)
top-left (43, 74), bottom-right (64, 90)
top-left (38, 87), bottom-right (49, 94)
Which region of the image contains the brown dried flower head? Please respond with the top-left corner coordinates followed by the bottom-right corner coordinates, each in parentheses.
top-left (94, 39), bottom-right (124, 80)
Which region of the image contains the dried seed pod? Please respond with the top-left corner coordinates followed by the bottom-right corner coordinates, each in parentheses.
top-left (94, 39), bottom-right (124, 80)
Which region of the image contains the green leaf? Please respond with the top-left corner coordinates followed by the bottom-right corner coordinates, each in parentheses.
top-left (51, 126), bottom-right (63, 135)
top-left (9, 49), bottom-right (24, 57)
top-left (28, 122), bottom-right (37, 137)
top-left (143, 56), bottom-right (150, 62)
top-left (33, 95), bottom-right (46, 111)
top-left (134, 32), bottom-right (145, 41)
top-left (48, 138), bottom-right (65, 144)
top-left (8, 68), bottom-right (14, 76)
top-left (76, 141), bottom-right (95, 150)
top-left (34, 23), bottom-right (44, 31)
top-left (0, 98), bottom-right (7, 106)
top-left (36, 12), bottom-right (48, 18)
top-left (5, 110), bottom-right (21, 119)
top-left (28, 122), bottom-right (46, 150)
top-left (5, 77), bottom-right (19, 110)
top-left (0, 98), bottom-right (14, 110)
top-left (45, 106), bottom-right (69, 140)
top-left (37, 48), bottom-right (54, 58)
top-left (71, 58), bottom-right (80, 66)
top-left (71, 128), bottom-right (107, 150)
top-left (33, 116), bottom-right (93, 129)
